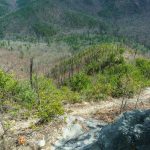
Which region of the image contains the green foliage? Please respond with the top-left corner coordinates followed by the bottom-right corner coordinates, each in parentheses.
top-left (136, 58), bottom-right (150, 79)
top-left (98, 0), bottom-right (147, 18)
top-left (0, 42), bottom-right (150, 122)
top-left (83, 0), bottom-right (93, 5)
top-left (101, 63), bottom-right (146, 98)
top-left (0, 71), bottom-right (64, 122)
top-left (15, 81), bottom-right (37, 109)
top-left (84, 75), bottom-right (112, 101)
top-left (51, 42), bottom-right (150, 102)
top-left (51, 43), bottom-right (126, 81)
top-left (0, 70), bottom-right (17, 94)
top-left (85, 61), bottom-right (100, 75)
top-left (33, 77), bottom-right (64, 122)
top-left (33, 23), bottom-right (57, 37)
top-left (0, 70), bottom-right (36, 109)
top-left (0, 0), bottom-right (10, 17)
top-left (68, 72), bottom-right (91, 92)
top-left (57, 34), bottom-right (117, 52)
top-left (65, 53), bottom-right (150, 101)
top-left (38, 99), bottom-right (64, 122)
top-left (0, 0), bottom-right (150, 48)
top-left (61, 87), bottom-right (81, 104)
top-left (65, 11), bottom-right (103, 29)
top-left (17, 0), bottom-right (32, 7)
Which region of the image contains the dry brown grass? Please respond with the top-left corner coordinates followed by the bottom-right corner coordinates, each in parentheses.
top-left (93, 102), bottom-right (150, 123)
top-left (0, 45), bottom-right (70, 79)
top-left (0, 48), bottom-right (30, 79)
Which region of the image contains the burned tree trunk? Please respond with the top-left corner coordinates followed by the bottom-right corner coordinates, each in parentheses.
top-left (30, 57), bottom-right (33, 88)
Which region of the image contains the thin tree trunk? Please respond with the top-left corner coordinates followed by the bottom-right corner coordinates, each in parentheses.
top-left (30, 57), bottom-right (33, 88)
top-left (120, 97), bottom-right (125, 113)
top-left (135, 87), bottom-right (142, 109)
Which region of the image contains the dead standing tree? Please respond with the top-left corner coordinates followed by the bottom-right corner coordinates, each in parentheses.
top-left (30, 57), bottom-right (33, 88)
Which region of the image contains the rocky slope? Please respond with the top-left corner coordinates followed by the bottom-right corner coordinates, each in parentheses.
top-left (0, 87), bottom-right (149, 150)
top-left (54, 110), bottom-right (150, 150)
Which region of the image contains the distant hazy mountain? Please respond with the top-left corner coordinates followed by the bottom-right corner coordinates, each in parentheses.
top-left (99, 0), bottom-right (150, 16)
top-left (0, 0), bottom-right (11, 16)
top-left (0, 0), bottom-right (150, 47)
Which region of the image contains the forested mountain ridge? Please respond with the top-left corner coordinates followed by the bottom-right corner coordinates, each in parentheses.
top-left (0, 0), bottom-right (35, 18)
top-left (0, 0), bottom-right (13, 17)
top-left (0, 0), bottom-right (150, 47)
top-left (99, 0), bottom-right (150, 17)
top-left (0, 0), bottom-right (107, 42)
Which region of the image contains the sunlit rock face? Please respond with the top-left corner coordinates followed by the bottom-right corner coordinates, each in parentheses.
top-left (92, 109), bottom-right (150, 150)
top-left (54, 110), bottom-right (150, 150)
top-left (53, 116), bottom-right (107, 150)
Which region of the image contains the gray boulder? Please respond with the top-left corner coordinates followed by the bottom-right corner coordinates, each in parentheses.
top-left (54, 116), bottom-right (106, 150)
top-left (85, 109), bottom-right (150, 150)
top-left (54, 110), bottom-right (150, 150)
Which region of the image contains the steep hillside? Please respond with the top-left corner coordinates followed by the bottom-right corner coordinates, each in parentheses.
top-left (0, 0), bottom-right (150, 48)
top-left (16, 0), bottom-right (34, 7)
top-left (99, 0), bottom-right (150, 47)
top-left (0, 43), bottom-right (149, 149)
top-left (98, 0), bottom-right (150, 17)
top-left (0, 0), bottom-right (105, 38)
top-left (0, 0), bottom-right (10, 17)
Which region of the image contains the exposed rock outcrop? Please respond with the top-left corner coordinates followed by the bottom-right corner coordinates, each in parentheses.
top-left (53, 116), bottom-right (107, 150)
top-left (54, 110), bottom-right (150, 150)
top-left (0, 122), bottom-right (4, 137)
